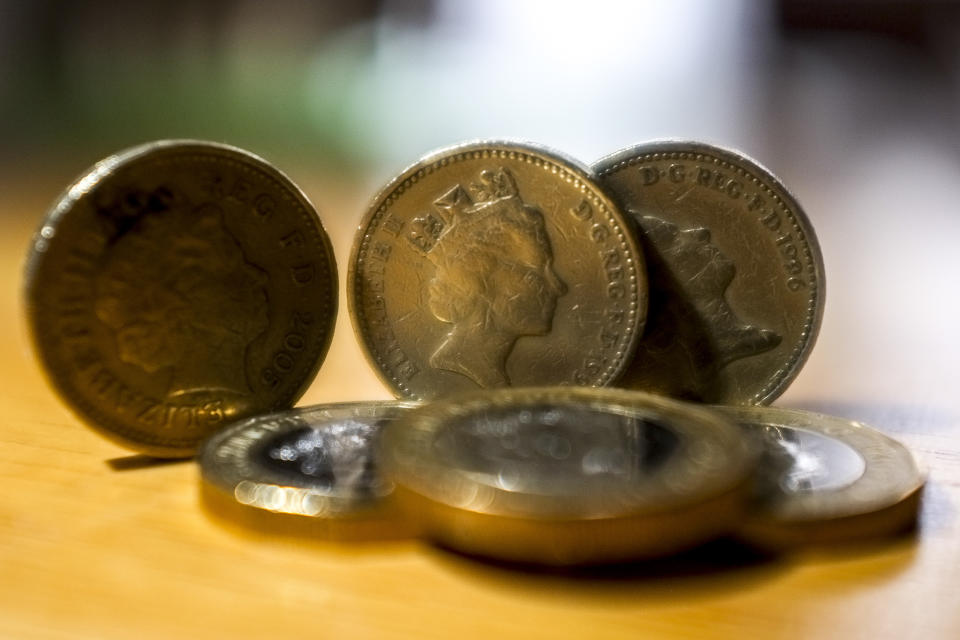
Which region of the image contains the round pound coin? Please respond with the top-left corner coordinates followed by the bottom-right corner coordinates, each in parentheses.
top-left (199, 401), bottom-right (418, 537)
top-left (349, 140), bottom-right (647, 400)
top-left (381, 387), bottom-right (755, 565)
top-left (24, 140), bottom-right (338, 457)
top-left (716, 406), bottom-right (924, 549)
top-left (594, 141), bottom-right (824, 405)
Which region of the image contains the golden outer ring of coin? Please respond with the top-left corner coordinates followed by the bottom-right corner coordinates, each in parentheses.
top-left (199, 401), bottom-right (420, 541)
top-left (714, 405), bottom-right (925, 549)
top-left (347, 140), bottom-right (647, 399)
top-left (381, 387), bottom-right (756, 565)
top-left (24, 140), bottom-right (339, 458)
top-left (594, 140), bottom-right (825, 405)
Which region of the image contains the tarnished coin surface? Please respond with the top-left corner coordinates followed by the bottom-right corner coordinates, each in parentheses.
top-left (25, 140), bottom-right (338, 457)
top-left (594, 141), bottom-right (824, 405)
top-left (349, 141), bottom-right (646, 400)
top-left (381, 387), bottom-right (755, 565)
top-left (716, 405), bottom-right (924, 549)
top-left (199, 401), bottom-right (418, 524)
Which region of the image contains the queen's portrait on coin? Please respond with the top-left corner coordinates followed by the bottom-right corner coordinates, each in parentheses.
top-left (419, 168), bottom-right (566, 388)
top-left (94, 199), bottom-right (269, 399)
top-left (632, 214), bottom-right (781, 398)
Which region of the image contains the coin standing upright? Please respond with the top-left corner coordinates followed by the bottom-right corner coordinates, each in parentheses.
top-left (595, 141), bottom-right (824, 405)
top-left (25, 140), bottom-right (338, 457)
top-left (349, 140), bottom-right (647, 400)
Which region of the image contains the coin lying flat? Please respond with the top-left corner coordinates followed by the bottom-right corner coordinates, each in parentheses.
top-left (25, 140), bottom-right (338, 457)
top-left (349, 140), bottom-right (647, 400)
top-left (715, 406), bottom-right (924, 549)
top-left (381, 387), bottom-right (755, 565)
top-left (594, 141), bottom-right (824, 405)
top-left (199, 401), bottom-right (418, 538)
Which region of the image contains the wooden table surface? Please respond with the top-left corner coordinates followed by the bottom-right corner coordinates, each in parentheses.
top-left (2, 165), bottom-right (958, 640)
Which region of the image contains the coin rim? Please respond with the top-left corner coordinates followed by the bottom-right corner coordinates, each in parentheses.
top-left (23, 139), bottom-right (339, 457)
top-left (593, 139), bottom-right (825, 405)
top-left (382, 386), bottom-right (754, 520)
top-left (715, 405), bottom-right (924, 526)
top-left (347, 139), bottom-right (647, 399)
top-left (198, 400), bottom-right (420, 515)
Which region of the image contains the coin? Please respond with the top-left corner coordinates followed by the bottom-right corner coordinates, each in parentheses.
top-left (199, 401), bottom-right (418, 538)
top-left (349, 140), bottom-right (647, 400)
top-left (24, 140), bottom-right (338, 457)
top-left (715, 405), bottom-right (924, 549)
top-left (594, 141), bottom-right (824, 404)
top-left (380, 387), bottom-right (755, 565)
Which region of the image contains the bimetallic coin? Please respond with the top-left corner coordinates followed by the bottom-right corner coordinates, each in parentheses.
top-left (25, 140), bottom-right (338, 457)
top-left (715, 406), bottom-right (924, 549)
top-left (349, 140), bottom-right (646, 400)
top-left (199, 401), bottom-right (418, 538)
top-left (594, 141), bottom-right (824, 405)
top-left (381, 387), bottom-right (755, 565)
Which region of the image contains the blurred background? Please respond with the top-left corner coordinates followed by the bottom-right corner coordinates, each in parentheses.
top-left (3, 0), bottom-right (960, 414)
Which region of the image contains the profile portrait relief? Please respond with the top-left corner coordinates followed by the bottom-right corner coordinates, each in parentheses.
top-left (630, 214), bottom-right (781, 398)
top-left (414, 168), bottom-right (567, 388)
top-left (94, 198), bottom-right (270, 400)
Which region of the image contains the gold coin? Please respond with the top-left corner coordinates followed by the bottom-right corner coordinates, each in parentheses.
top-left (25, 140), bottom-right (338, 457)
top-left (199, 401), bottom-right (419, 540)
top-left (715, 405), bottom-right (924, 549)
top-left (381, 387), bottom-right (755, 565)
top-left (349, 140), bottom-right (647, 399)
top-left (594, 141), bottom-right (824, 404)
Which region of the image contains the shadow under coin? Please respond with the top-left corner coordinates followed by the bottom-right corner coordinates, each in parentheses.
top-left (426, 536), bottom-right (789, 604)
top-left (428, 527), bottom-right (922, 605)
top-left (791, 527), bottom-right (920, 561)
top-left (764, 532), bottom-right (921, 598)
top-left (106, 454), bottom-right (191, 471)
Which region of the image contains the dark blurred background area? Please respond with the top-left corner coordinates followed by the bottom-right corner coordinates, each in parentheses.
top-left (0, 0), bottom-right (416, 171)
top-left (2, 0), bottom-right (960, 405)
top-left (2, 0), bottom-right (959, 175)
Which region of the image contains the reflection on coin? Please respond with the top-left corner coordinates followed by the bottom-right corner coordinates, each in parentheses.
top-left (381, 387), bottom-right (755, 565)
top-left (715, 406), bottom-right (924, 549)
top-left (25, 140), bottom-right (338, 457)
top-left (199, 401), bottom-right (418, 537)
top-left (594, 141), bottom-right (824, 405)
top-left (349, 140), bottom-right (646, 400)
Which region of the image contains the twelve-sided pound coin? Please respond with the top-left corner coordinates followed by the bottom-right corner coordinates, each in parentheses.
top-left (25, 140), bottom-right (338, 457)
top-left (595, 141), bottom-right (824, 405)
top-left (716, 405), bottom-right (924, 549)
top-left (349, 141), bottom-right (647, 400)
